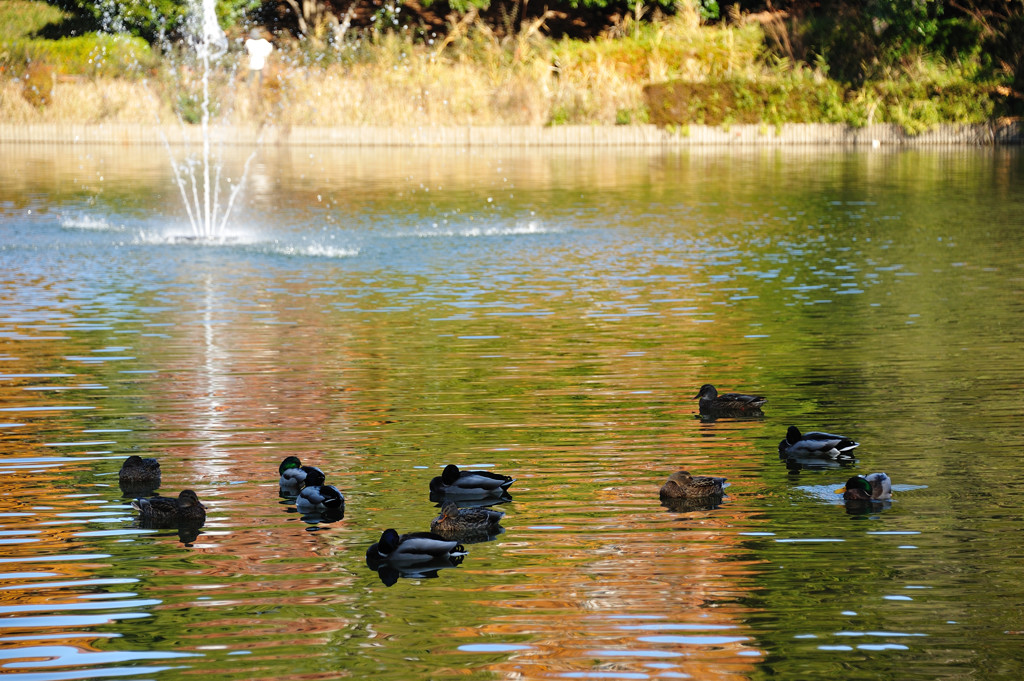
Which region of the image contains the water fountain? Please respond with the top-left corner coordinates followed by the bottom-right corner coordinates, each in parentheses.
top-left (164, 0), bottom-right (255, 242)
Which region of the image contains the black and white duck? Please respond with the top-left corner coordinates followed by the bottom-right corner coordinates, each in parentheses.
top-left (778, 426), bottom-right (859, 460)
top-left (365, 529), bottom-right (466, 568)
top-left (279, 457), bottom-right (322, 494)
top-left (429, 464), bottom-right (515, 499)
top-left (295, 467), bottom-right (344, 514)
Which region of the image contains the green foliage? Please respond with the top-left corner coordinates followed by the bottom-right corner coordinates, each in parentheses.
top-left (645, 74), bottom-right (850, 126)
top-left (778, 0), bottom-right (946, 85)
top-left (54, 0), bottom-right (257, 43)
top-left (695, 0), bottom-right (719, 21)
top-left (0, 0), bottom-right (68, 39)
top-left (4, 31), bottom-right (154, 76)
top-left (645, 69), bottom-right (1004, 132)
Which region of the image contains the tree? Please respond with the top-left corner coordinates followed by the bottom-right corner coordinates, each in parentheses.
top-left (55, 0), bottom-right (258, 43)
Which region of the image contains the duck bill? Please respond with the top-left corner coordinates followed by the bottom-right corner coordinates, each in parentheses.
top-left (834, 487), bottom-right (846, 494)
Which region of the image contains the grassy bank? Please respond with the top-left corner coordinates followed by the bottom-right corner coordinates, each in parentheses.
top-left (0, 1), bottom-right (1012, 132)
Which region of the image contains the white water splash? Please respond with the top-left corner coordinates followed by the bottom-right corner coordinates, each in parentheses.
top-left (400, 220), bottom-right (555, 238)
top-left (60, 215), bottom-right (123, 231)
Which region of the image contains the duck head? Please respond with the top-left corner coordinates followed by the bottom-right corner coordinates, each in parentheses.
top-left (441, 464), bottom-right (461, 484)
top-left (301, 467), bottom-right (326, 487)
top-left (667, 471), bottom-right (694, 485)
top-left (694, 384), bottom-right (717, 400)
top-left (178, 490), bottom-right (204, 509)
top-left (279, 456), bottom-right (302, 475)
top-left (838, 473), bottom-right (891, 501)
top-left (785, 426), bottom-right (802, 444)
top-left (440, 501), bottom-right (460, 520)
top-left (378, 528), bottom-right (401, 555)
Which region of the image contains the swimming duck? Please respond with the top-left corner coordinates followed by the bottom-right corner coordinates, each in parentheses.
top-left (132, 490), bottom-right (206, 527)
top-left (429, 464), bottom-right (515, 499)
top-left (431, 501), bottom-right (504, 541)
top-left (778, 426), bottom-right (859, 459)
top-left (365, 528), bottom-right (466, 568)
top-left (838, 472), bottom-right (892, 501)
top-left (295, 467), bottom-right (344, 514)
top-left (118, 455), bottom-right (161, 491)
top-left (695, 384), bottom-right (766, 416)
top-left (279, 457), bottom-right (321, 493)
top-left (659, 471), bottom-right (727, 499)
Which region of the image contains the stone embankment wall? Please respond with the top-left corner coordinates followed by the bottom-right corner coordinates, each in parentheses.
top-left (0, 122), bottom-right (1020, 146)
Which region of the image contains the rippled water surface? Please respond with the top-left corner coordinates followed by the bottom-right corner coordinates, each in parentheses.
top-left (1, 144), bottom-right (1023, 680)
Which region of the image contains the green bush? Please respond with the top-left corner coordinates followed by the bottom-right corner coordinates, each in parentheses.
top-left (5, 32), bottom-right (154, 76)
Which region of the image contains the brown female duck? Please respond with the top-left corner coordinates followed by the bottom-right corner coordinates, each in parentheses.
top-left (660, 471), bottom-right (727, 499)
top-left (695, 384), bottom-right (766, 416)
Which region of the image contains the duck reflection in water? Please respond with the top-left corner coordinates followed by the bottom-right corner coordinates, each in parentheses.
top-left (298, 506), bottom-right (345, 525)
top-left (371, 560), bottom-right (462, 587)
top-left (783, 454), bottom-right (859, 472)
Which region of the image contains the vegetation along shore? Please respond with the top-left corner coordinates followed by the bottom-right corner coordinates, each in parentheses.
top-left (1, 0), bottom-right (1021, 135)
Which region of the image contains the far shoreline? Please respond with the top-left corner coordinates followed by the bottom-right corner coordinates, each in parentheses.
top-left (1, 122), bottom-right (1022, 147)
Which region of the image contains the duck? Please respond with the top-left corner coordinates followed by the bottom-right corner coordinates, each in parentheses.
top-left (659, 471), bottom-right (727, 499)
top-left (431, 501), bottom-right (504, 541)
top-left (365, 528), bottom-right (466, 568)
top-left (295, 467), bottom-right (344, 514)
top-left (279, 457), bottom-right (321, 492)
top-left (429, 464), bottom-right (515, 499)
top-left (132, 489), bottom-right (206, 527)
top-left (695, 384), bottom-right (766, 416)
top-left (778, 426), bottom-right (859, 459)
top-left (838, 472), bottom-right (892, 501)
top-left (118, 455), bottom-right (161, 491)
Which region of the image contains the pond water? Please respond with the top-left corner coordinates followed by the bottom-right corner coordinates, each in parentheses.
top-left (1, 143), bottom-right (1023, 680)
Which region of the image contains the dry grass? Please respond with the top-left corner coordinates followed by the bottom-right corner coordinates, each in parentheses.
top-left (0, 12), bottom-right (776, 127)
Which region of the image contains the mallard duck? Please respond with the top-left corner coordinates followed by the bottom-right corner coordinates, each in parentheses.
top-left (365, 529), bottom-right (466, 568)
top-left (431, 501), bottom-right (504, 541)
top-left (429, 464), bottom-right (515, 499)
top-left (132, 490), bottom-right (206, 527)
top-left (659, 471), bottom-right (727, 499)
top-left (118, 455), bottom-right (161, 491)
top-left (838, 472), bottom-right (892, 501)
top-left (295, 467), bottom-right (344, 514)
top-left (279, 457), bottom-right (321, 492)
top-left (778, 426), bottom-right (859, 459)
top-left (695, 384), bottom-right (766, 416)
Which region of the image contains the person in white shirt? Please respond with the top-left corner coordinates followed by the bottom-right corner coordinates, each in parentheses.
top-left (244, 31), bottom-right (273, 85)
